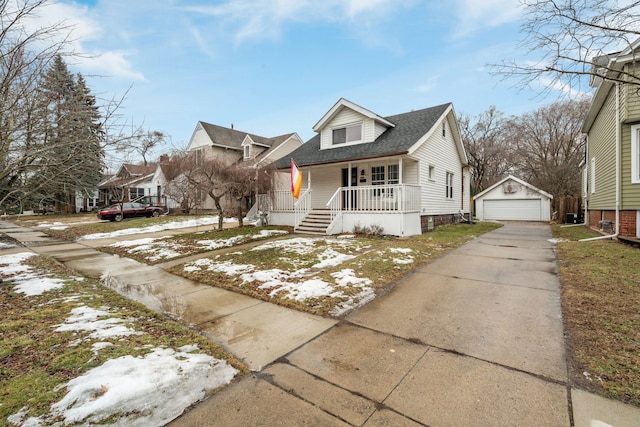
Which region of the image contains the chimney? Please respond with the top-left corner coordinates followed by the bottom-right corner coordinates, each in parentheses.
top-left (231, 123), bottom-right (234, 129)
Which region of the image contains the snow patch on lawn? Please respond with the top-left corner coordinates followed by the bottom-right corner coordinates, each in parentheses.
top-left (184, 237), bottom-right (374, 315)
top-left (79, 216), bottom-right (233, 240)
top-left (0, 252), bottom-right (67, 296)
top-left (55, 306), bottom-right (143, 339)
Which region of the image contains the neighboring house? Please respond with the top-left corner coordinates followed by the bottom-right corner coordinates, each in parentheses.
top-left (96, 163), bottom-right (180, 209)
top-left (473, 175), bottom-right (553, 222)
top-left (186, 121), bottom-right (303, 213)
top-left (269, 98), bottom-right (470, 236)
top-left (582, 38), bottom-right (640, 239)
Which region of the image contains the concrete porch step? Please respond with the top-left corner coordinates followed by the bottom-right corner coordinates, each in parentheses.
top-left (296, 211), bottom-right (332, 235)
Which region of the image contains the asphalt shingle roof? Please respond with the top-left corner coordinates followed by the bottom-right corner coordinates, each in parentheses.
top-left (274, 102), bottom-right (451, 169)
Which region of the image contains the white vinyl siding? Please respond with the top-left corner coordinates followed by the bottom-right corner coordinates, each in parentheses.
top-left (320, 109), bottom-right (384, 149)
top-left (410, 115), bottom-right (464, 215)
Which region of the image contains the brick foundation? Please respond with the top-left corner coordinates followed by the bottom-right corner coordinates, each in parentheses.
top-left (588, 210), bottom-right (637, 237)
top-left (421, 213), bottom-right (467, 233)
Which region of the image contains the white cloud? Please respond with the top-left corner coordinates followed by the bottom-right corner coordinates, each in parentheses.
top-left (183, 0), bottom-right (414, 46)
top-left (14, 1), bottom-right (145, 80)
top-left (452, 0), bottom-right (523, 38)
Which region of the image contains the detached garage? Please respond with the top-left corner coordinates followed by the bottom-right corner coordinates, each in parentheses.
top-left (474, 175), bottom-right (553, 222)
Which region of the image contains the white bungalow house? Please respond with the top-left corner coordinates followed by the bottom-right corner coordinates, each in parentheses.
top-left (268, 98), bottom-right (471, 236)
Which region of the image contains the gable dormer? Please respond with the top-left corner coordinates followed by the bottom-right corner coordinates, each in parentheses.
top-left (313, 98), bottom-right (395, 150)
top-left (241, 135), bottom-right (254, 160)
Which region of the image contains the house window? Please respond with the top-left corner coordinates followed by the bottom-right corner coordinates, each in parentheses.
top-left (632, 124), bottom-right (640, 183)
top-left (244, 145), bottom-right (251, 160)
top-left (428, 165), bottom-right (435, 180)
top-left (371, 166), bottom-right (385, 186)
top-left (442, 122), bottom-right (446, 137)
top-left (332, 123), bottom-right (362, 145)
top-left (388, 164), bottom-right (399, 184)
top-left (195, 148), bottom-right (204, 166)
top-left (446, 172), bottom-right (454, 199)
top-left (129, 187), bottom-right (145, 201)
top-left (591, 157), bottom-right (596, 193)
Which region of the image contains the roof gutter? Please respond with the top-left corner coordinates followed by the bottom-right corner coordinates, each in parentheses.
top-left (581, 82), bottom-right (621, 241)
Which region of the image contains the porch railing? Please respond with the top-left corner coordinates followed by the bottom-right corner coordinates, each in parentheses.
top-left (294, 188), bottom-right (311, 228)
top-left (272, 184), bottom-right (420, 225)
top-left (326, 184), bottom-right (420, 224)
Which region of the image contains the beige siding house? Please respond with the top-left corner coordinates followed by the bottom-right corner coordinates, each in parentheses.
top-left (185, 121), bottom-right (303, 213)
top-left (582, 38), bottom-right (640, 239)
top-left (269, 98), bottom-right (470, 236)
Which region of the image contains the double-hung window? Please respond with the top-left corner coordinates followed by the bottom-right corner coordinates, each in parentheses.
top-left (632, 124), bottom-right (640, 183)
top-left (332, 123), bottom-right (362, 145)
top-left (446, 172), bottom-right (454, 199)
top-left (129, 188), bottom-right (145, 201)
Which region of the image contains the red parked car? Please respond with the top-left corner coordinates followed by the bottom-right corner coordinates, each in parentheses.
top-left (97, 203), bottom-right (164, 222)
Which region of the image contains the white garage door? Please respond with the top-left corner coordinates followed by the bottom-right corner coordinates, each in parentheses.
top-left (483, 199), bottom-right (542, 221)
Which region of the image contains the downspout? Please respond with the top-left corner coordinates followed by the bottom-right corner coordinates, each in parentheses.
top-left (581, 82), bottom-right (621, 241)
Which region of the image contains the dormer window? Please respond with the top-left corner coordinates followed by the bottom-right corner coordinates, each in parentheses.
top-left (332, 123), bottom-right (362, 145)
top-left (243, 144), bottom-right (250, 159)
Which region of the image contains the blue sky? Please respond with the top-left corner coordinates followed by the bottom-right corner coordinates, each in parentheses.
top-left (45, 0), bottom-right (574, 160)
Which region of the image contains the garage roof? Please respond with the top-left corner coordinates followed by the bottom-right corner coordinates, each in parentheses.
top-left (473, 175), bottom-right (553, 200)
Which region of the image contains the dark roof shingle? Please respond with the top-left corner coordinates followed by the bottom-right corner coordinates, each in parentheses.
top-left (275, 103), bottom-right (451, 168)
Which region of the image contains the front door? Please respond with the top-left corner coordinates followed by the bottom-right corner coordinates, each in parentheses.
top-left (341, 167), bottom-right (358, 209)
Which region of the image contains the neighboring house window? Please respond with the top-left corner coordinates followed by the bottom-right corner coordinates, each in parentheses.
top-left (195, 148), bottom-right (204, 166)
top-left (591, 157), bottom-right (596, 193)
top-left (428, 165), bottom-right (435, 180)
top-left (446, 172), bottom-right (454, 199)
top-left (244, 145), bottom-right (251, 160)
top-left (130, 188), bottom-right (145, 201)
top-left (332, 123), bottom-right (362, 145)
top-left (632, 124), bottom-right (640, 183)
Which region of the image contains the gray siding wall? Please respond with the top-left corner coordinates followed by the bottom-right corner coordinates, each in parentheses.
top-left (588, 85), bottom-right (617, 209)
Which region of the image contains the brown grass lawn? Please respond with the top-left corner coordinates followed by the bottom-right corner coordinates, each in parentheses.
top-left (552, 225), bottom-right (640, 407)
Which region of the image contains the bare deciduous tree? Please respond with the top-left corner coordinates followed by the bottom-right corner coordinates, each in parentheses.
top-left (458, 106), bottom-right (515, 195)
top-left (492, 0), bottom-right (640, 94)
top-left (224, 164), bottom-right (255, 228)
top-left (508, 98), bottom-right (590, 202)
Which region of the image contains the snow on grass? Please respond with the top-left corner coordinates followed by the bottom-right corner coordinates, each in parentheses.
top-left (108, 228), bottom-right (290, 263)
top-left (3, 251), bottom-right (238, 426)
top-left (184, 237), bottom-right (375, 315)
top-left (79, 216), bottom-right (234, 240)
top-left (389, 247), bottom-right (415, 265)
top-left (55, 306), bottom-right (143, 339)
top-left (0, 252), bottom-right (67, 296)
top-left (46, 345), bottom-right (236, 426)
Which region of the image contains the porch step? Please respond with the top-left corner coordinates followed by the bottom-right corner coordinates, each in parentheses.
top-left (296, 211), bottom-right (331, 235)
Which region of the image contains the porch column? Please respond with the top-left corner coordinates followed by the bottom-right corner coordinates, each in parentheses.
top-left (399, 158), bottom-right (403, 184)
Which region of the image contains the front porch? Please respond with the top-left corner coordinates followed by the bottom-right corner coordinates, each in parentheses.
top-left (268, 184), bottom-right (422, 236)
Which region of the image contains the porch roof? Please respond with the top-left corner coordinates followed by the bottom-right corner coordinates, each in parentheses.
top-left (275, 102), bottom-right (451, 169)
